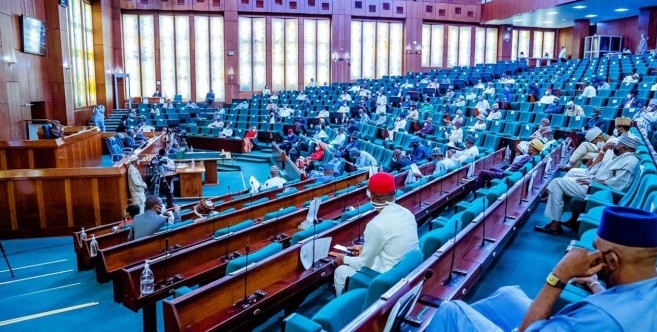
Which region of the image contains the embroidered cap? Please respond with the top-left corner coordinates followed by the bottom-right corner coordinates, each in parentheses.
top-left (618, 134), bottom-right (640, 149)
top-left (598, 206), bottom-right (657, 248)
top-left (585, 127), bottom-right (602, 142)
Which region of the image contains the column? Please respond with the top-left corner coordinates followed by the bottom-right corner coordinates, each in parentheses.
top-left (571, 19), bottom-right (590, 59)
top-left (638, 6), bottom-right (657, 50)
top-left (45, 0), bottom-right (75, 125)
top-left (499, 25), bottom-right (513, 62)
top-left (404, 17), bottom-right (422, 73)
top-left (224, 0), bottom-right (239, 103)
top-left (92, 0), bottom-right (119, 114)
top-left (331, 13), bottom-right (351, 83)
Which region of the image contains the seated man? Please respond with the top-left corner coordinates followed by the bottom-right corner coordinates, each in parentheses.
top-left (278, 104), bottom-right (293, 118)
top-left (539, 88), bottom-right (557, 105)
top-left (486, 103), bottom-right (502, 120)
top-left (530, 118), bottom-right (551, 140)
top-left (562, 127), bottom-right (605, 170)
top-left (279, 129), bottom-right (298, 155)
top-left (452, 135), bottom-right (480, 163)
top-left (124, 130), bottom-right (141, 148)
top-left (474, 96), bottom-right (490, 116)
top-left (128, 195), bottom-right (181, 240)
top-left (579, 107), bottom-right (606, 136)
top-left (581, 81), bottom-right (597, 98)
top-left (311, 164), bottom-right (335, 185)
top-left (186, 99), bottom-right (198, 108)
top-left (260, 166), bottom-right (287, 191)
top-left (544, 98), bottom-right (563, 114)
top-left (331, 172), bottom-right (419, 295)
top-left (410, 136), bottom-right (429, 164)
top-left (114, 204), bottom-right (141, 231)
top-left (621, 89), bottom-right (641, 109)
top-left (447, 120), bottom-right (464, 147)
top-left (431, 147), bottom-right (456, 175)
top-left (483, 82), bottom-right (496, 95)
top-left (372, 113), bottom-right (388, 127)
top-left (474, 139), bottom-right (542, 190)
top-left (220, 122), bottom-right (233, 137)
top-left (349, 148), bottom-right (378, 170)
top-left (622, 73), bottom-right (640, 84)
top-left (328, 127), bottom-right (347, 150)
top-left (634, 99), bottom-right (657, 137)
top-left (208, 117), bottom-right (224, 129)
top-left (472, 115), bottom-right (487, 131)
top-left (428, 206), bottom-right (657, 332)
top-left (389, 149), bottom-right (412, 173)
top-left (565, 101), bottom-right (585, 117)
top-left (50, 120), bottom-right (65, 138)
top-left (415, 118), bottom-right (434, 138)
top-left (536, 134), bottom-right (641, 234)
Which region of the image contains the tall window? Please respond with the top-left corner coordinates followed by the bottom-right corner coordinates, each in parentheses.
top-left (272, 18), bottom-right (299, 91)
top-left (543, 31), bottom-right (556, 58)
top-left (474, 27), bottom-right (499, 65)
top-left (238, 17), bottom-right (267, 92)
top-left (195, 16), bottom-right (226, 102)
top-left (304, 19), bottom-right (331, 87)
top-left (122, 14), bottom-right (155, 98)
top-left (69, 0), bottom-right (96, 108)
top-left (512, 30), bottom-right (530, 61)
top-left (532, 31), bottom-right (544, 58)
top-left (421, 24), bottom-right (444, 68)
top-left (350, 21), bottom-right (403, 80)
top-left (158, 15), bottom-right (191, 100)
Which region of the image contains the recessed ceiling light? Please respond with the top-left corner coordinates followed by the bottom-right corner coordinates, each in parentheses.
top-left (543, 21), bottom-right (553, 24)
top-left (561, 18), bottom-right (567, 22)
top-left (547, 12), bottom-right (558, 15)
top-left (573, 5), bottom-right (587, 9)
top-left (585, 14), bottom-right (598, 18)
top-left (615, 8), bottom-right (628, 12)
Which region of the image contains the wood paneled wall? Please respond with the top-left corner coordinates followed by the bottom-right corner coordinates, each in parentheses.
top-left (595, 16), bottom-right (640, 52)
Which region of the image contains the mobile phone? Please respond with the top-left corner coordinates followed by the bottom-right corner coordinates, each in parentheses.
top-left (404, 316), bottom-right (422, 326)
top-left (419, 294), bottom-right (445, 308)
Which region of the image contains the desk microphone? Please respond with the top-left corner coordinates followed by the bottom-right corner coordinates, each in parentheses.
top-left (237, 245), bottom-right (251, 308)
top-left (443, 215), bottom-right (461, 285)
top-left (355, 204), bottom-right (364, 245)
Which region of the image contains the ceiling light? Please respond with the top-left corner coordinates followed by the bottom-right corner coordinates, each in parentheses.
top-left (561, 18), bottom-right (567, 22)
top-left (615, 8), bottom-right (628, 12)
top-left (543, 21), bottom-right (553, 24)
top-left (573, 5), bottom-right (587, 9)
top-left (547, 12), bottom-right (558, 15)
top-left (585, 14), bottom-right (598, 18)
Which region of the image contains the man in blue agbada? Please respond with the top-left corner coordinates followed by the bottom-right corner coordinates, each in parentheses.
top-left (426, 206), bottom-right (657, 331)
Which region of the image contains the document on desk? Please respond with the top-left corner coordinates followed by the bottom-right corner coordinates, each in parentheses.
top-left (300, 237), bottom-right (332, 270)
top-left (298, 197), bottom-right (321, 230)
top-left (176, 163), bottom-right (188, 169)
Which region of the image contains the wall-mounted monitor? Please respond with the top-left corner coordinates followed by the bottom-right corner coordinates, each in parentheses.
top-left (21, 15), bottom-right (46, 56)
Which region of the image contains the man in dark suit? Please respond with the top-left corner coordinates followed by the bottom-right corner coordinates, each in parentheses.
top-left (128, 195), bottom-right (181, 240)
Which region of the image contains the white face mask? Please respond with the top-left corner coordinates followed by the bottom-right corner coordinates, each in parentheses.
top-left (627, 94), bottom-right (631, 99)
top-left (545, 91), bottom-right (550, 95)
top-left (596, 141), bottom-right (605, 149)
top-left (613, 128), bottom-right (619, 137)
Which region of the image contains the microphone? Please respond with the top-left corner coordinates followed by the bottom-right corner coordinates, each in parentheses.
top-left (443, 214), bottom-right (463, 285)
top-left (342, 181), bottom-right (351, 211)
top-left (271, 206), bottom-right (288, 242)
top-left (311, 221), bottom-right (318, 271)
top-left (227, 185), bottom-right (231, 197)
top-left (354, 204), bottom-right (364, 245)
top-left (235, 245), bottom-right (251, 308)
top-left (161, 238), bottom-right (170, 288)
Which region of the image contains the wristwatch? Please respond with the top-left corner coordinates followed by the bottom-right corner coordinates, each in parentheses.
top-left (546, 273), bottom-right (567, 289)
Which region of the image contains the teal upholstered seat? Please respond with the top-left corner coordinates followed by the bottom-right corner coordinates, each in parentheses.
top-left (217, 207), bottom-right (236, 216)
top-left (225, 242), bottom-right (283, 275)
top-left (242, 197), bottom-right (269, 208)
top-left (403, 177), bottom-right (429, 193)
top-left (263, 206), bottom-right (298, 221)
top-left (419, 218), bottom-right (462, 261)
top-left (275, 187), bottom-right (299, 198)
top-left (290, 220), bottom-right (336, 245)
top-left (213, 219), bottom-right (254, 237)
top-left (340, 203), bottom-right (374, 223)
top-left (282, 250), bottom-right (423, 332)
top-left (157, 220), bottom-right (194, 232)
top-left (302, 195), bottom-right (329, 208)
top-left (334, 186), bottom-right (357, 196)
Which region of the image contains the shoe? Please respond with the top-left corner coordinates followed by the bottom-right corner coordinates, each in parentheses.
top-left (560, 220), bottom-right (580, 232)
top-left (534, 225), bottom-right (563, 235)
top-left (539, 196), bottom-right (548, 203)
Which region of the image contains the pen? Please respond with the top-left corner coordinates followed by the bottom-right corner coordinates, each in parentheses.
top-left (416, 305), bottom-right (428, 320)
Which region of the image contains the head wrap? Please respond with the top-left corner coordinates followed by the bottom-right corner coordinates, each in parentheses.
top-left (566, 101), bottom-right (574, 107)
top-left (410, 136), bottom-right (420, 143)
top-left (598, 206), bottom-right (657, 248)
top-left (585, 127), bottom-right (602, 142)
top-left (477, 115), bottom-right (486, 121)
top-left (368, 172), bottom-right (395, 195)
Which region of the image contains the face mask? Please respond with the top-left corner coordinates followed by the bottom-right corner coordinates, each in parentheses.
top-left (545, 92), bottom-right (550, 95)
top-left (627, 94), bottom-right (631, 99)
top-left (613, 128), bottom-right (619, 137)
top-left (613, 147), bottom-right (621, 155)
top-left (596, 141), bottom-right (605, 149)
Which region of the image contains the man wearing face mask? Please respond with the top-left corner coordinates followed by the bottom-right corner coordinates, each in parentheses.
top-left (330, 172), bottom-right (419, 296)
top-left (527, 82), bottom-right (540, 102)
top-left (564, 101), bottom-right (584, 117)
top-left (544, 97), bottom-right (563, 114)
top-left (562, 127), bottom-right (606, 170)
top-left (128, 195), bottom-right (181, 240)
top-left (427, 206), bottom-right (657, 332)
top-left (634, 99), bottom-right (657, 137)
top-left (128, 155), bottom-right (148, 212)
top-left (409, 136), bottom-right (429, 163)
top-left (539, 88), bottom-right (556, 105)
top-left (579, 107), bottom-right (607, 139)
top-left (389, 149), bottom-right (411, 172)
top-left (536, 134), bottom-right (641, 235)
top-left (621, 89), bottom-right (641, 109)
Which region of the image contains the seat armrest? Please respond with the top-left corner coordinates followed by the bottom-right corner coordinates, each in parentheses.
top-left (283, 313), bottom-right (322, 332)
top-left (431, 216), bottom-right (451, 230)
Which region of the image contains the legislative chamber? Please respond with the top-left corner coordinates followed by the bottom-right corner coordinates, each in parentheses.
top-left (1, 0), bottom-right (657, 331)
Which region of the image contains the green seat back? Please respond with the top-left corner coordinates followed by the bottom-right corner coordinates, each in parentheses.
top-left (225, 242), bottom-right (283, 275)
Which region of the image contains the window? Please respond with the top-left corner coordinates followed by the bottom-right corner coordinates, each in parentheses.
top-left (532, 30), bottom-right (544, 58)
top-left (458, 26), bottom-right (472, 66)
top-left (543, 31), bottom-right (555, 58)
top-left (474, 27), bottom-right (499, 65)
top-left (421, 24), bottom-right (444, 68)
top-left (122, 14), bottom-right (157, 98)
top-left (512, 30), bottom-right (530, 61)
top-left (69, 0), bottom-right (96, 108)
top-left (303, 19), bottom-right (331, 87)
top-left (195, 16), bottom-right (226, 102)
top-left (272, 18), bottom-right (298, 91)
top-left (485, 28), bottom-right (498, 64)
top-left (238, 17), bottom-right (267, 92)
top-left (351, 21), bottom-right (403, 80)
top-left (158, 15), bottom-right (191, 100)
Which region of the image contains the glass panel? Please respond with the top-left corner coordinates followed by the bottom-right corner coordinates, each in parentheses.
top-left (518, 30), bottom-right (530, 60)
top-left (304, 19), bottom-right (317, 88)
top-left (252, 18), bottom-right (267, 91)
top-left (285, 19), bottom-right (298, 90)
top-left (195, 16), bottom-right (210, 102)
top-left (175, 16), bottom-right (190, 100)
top-left (210, 17), bottom-right (225, 101)
top-left (511, 30), bottom-right (518, 61)
top-left (159, 15), bottom-right (176, 99)
top-left (238, 17), bottom-right (252, 92)
top-left (389, 23), bottom-right (403, 77)
top-left (83, 2), bottom-right (96, 105)
top-left (376, 23), bottom-right (389, 78)
top-left (271, 18), bottom-right (285, 91)
top-left (316, 19), bottom-right (331, 85)
top-left (485, 27), bottom-right (498, 64)
top-left (447, 26), bottom-right (459, 67)
top-left (123, 15), bottom-right (141, 97)
top-left (361, 21), bottom-right (376, 79)
top-left (70, 0), bottom-right (87, 107)
top-left (543, 31), bottom-right (555, 59)
top-left (139, 15), bottom-right (155, 100)
top-left (458, 26), bottom-right (472, 67)
top-left (430, 25), bottom-right (443, 67)
top-left (532, 31), bottom-right (543, 58)
top-left (350, 21), bottom-right (362, 80)
top-left (421, 24), bottom-right (430, 67)
top-left (474, 27), bottom-right (485, 65)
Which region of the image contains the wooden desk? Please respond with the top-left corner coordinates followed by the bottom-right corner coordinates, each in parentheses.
top-left (138, 97), bottom-right (165, 104)
top-left (177, 163), bottom-right (205, 198)
top-left (174, 158), bottom-right (219, 185)
top-left (1, 127), bottom-right (102, 170)
top-left (185, 136), bottom-right (244, 154)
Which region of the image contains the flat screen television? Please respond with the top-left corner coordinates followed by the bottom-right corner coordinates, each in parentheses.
top-left (21, 15), bottom-right (46, 56)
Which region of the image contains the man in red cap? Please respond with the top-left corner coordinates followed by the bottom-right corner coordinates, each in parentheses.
top-left (279, 128), bottom-right (298, 155)
top-left (331, 172), bottom-right (419, 296)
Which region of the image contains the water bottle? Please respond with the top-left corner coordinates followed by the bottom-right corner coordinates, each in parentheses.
top-left (79, 227), bottom-right (87, 247)
top-left (140, 262), bottom-right (155, 295)
top-left (190, 146), bottom-right (194, 152)
top-left (191, 159), bottom-right (196, 169)
top-left (89, 235), bottom-right (98, 257)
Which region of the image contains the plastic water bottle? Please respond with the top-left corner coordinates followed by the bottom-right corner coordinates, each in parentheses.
top-left (191, 159), bottom-right (196, 169)
top-left (190, 146), bottom-right (194, 152)
top-left (89, 235), bottom-right (98, 257)
top-left (140, 262), bottom-right (155, 295)
top-left (79, 227), bottom-right (87, 247)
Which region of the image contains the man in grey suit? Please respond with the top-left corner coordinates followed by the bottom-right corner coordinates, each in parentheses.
top-left (129, 195), bottom-right (181, 240)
